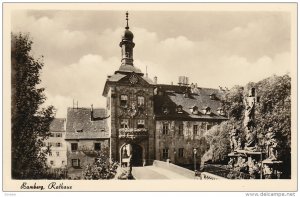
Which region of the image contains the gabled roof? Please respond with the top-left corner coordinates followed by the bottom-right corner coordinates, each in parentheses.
top-left (50, 118), bottom-right (65, 132)
top-left (154, 84), bottom-right (228, 121)
top-left (65, 108), bottom-right (109, 140)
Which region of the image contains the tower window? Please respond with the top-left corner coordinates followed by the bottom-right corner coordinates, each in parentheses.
top-left (71, 143), bottom-right (78, 151)
top-left (120, 95), bottom-right (128, 107)
top-left (137, 119), bottom-right (145, 128)
top-left (56, 152), bottom-right (60, 156)
top-left (162, 123), bottom-right (169, 135)
top-left (56, 143), bottom-right (61, 147)
top-left (137, 96), bottom-right (145, 106)
top-left (162, 148), bottom-right (169, 160)
top-left (120, 119), bottom-right (129, 128)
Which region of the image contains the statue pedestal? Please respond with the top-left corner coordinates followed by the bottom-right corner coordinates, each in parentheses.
top-left (262, 159), bottom-right (283, 179)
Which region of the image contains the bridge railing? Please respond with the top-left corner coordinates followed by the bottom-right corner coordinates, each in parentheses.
top-left (152, 160), bottom-right (226, 180)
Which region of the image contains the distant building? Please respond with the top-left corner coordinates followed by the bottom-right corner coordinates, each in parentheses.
top-left (65, 107), bottom-right (109, 179)
top-left (44, 118), bottom-right (67, 168)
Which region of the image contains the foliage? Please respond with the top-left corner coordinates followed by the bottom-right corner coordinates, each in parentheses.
top-left (11, 33), bottom-right (55, 179)
top-left (83, 148), bottom-right (119, 180)
top-left (203, 121), bottom-right (231, 163)
top-left (203, 74), bottom-right (291, 173)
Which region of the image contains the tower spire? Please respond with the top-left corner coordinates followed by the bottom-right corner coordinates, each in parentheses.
top-left (126, 11), bottom-right (129, 29)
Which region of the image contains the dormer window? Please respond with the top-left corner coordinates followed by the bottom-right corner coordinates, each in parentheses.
top-left (177, 105), bottom-right (183, 114)
top-left (120, 95), bottom-right (128, 107)
top-left (137, 96), bottom-right (145, 106)
top-left (217, 108), bottom-right (226, 116)
top-left (203, 107), bottom-right (211, 115)
top-left (137, 119), bottom-right (145, 128)
top-left (192, 106), bottom-right (199, 115)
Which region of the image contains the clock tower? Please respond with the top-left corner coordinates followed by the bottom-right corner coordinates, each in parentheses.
top-left (102, 12), bottom-right (155, 166)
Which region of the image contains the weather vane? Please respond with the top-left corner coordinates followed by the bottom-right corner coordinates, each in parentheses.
top-left (126, 11), bottom-right (129, 29)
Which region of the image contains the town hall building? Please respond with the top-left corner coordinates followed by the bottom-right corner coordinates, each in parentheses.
top-left (58, 12), bottom-right (228, 178)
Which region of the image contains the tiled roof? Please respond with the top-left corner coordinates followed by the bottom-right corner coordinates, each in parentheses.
top-left (154, 84), bottom-right (228, 121)
top-left (65, 108), bottom-right (109, 140)
top-left (50, 118), bottom-right (65, 132)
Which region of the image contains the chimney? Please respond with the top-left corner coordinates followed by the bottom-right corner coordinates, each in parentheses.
top-left (171, 82), bottom-right (173, 85)
top-left (91, 104), bottom-right (94, 121)
top-left (185, 77), bottom-right (189, 85)
top-left (154, 76), bottom-right (157, 84)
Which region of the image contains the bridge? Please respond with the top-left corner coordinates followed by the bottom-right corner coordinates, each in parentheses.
top-left (131, 160), bottom-right (225, 180)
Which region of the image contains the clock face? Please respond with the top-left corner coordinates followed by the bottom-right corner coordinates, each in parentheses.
top-left (129, 74), bottom-right (138, 84)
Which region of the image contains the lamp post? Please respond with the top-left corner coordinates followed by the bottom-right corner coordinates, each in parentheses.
top-left (193, 148), bottom-right (197, 173)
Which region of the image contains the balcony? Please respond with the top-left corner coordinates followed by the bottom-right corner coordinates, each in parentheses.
top-left (119, 128), bottom-right (148, 140)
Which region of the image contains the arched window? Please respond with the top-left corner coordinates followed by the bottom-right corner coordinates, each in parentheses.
top-left (120, 95), bottom-right (128, 107)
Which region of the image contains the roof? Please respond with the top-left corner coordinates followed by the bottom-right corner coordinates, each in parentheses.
top-left (50, 118), bottom-right (65, 132)
top-left (65, 108), bottom-right (109, 140)
top-left (115, 64), bottom-right (143, 75)
top-left (154, 84), bottom-right (228, 121)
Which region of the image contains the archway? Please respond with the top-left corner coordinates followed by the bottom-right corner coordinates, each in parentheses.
top-left (120, 143), bottom-right (143, 167)
top-left (131, 144), bottom-right (143, 166)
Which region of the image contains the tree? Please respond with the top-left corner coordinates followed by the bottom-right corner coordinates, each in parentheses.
top-left (11, 33), bottom-right (55, 179)
top-left (82, 148), bottom-right (119, 180)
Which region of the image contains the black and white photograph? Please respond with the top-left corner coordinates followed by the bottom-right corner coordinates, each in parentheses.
top-left (3, 2), bottom-right (297, 192)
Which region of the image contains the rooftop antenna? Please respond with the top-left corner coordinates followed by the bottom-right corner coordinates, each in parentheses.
top-left (125, 11), bottom-right (129, 29)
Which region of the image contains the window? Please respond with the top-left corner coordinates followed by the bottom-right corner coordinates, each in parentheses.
top-left (50, 160), bottom-right (54, 165)
top-left (120, 119), bottom-right (129, 128)
top-left (162, 106), bottom-right (169, 114)
top-left (49, 152), bottom-right (52, 156)
top-left (47, 142), bottom-right (52, 147)
top-left (193, 125), bottom-right (198, 135)
top-left (178, 124), bottom-right (184, 135)
top-left (56, 152), bottom-right (59, 156)
top-left (162, 123), bottom-right (169, 135)
top-left (137, 119), bottom-right (145, 129)
top-left (56, 142), bottom-right (61, 147)
top-left (177, 105), bottom-right (183, 113)
top-left (120, 95), bottom-right (128, 107)
top-left (137, 96), bottom-right (145, 106)
top-left (192, 106), bottom-right (199, 114)
top-left (178, 148), bottom-right (184, 157)
top-left (71, 143), bottom-right (78, 151)
top-left (72, 159), bottom-right (80, 167)
top-left (207, 124), bottom-right (212, 131)
top-left (50, 133), bottom-right (55, 137)
top-left (94, 143), bottom-right (101, 151)
top-left (56, 133), bottom-right (62, 137)
top-left (162, 148), bottom-right (169, 159)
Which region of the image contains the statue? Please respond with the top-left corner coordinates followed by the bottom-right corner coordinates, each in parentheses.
top-left (248, 159), bottom-right (260, 179)
top-left (243, 89), bottom-right (258, 151)
top-left (230, 126), bottom-right (241, 151)
top-left (265, 127), bottom-right (279, 161)
top-left (244, 126), bottom-right (257, 151)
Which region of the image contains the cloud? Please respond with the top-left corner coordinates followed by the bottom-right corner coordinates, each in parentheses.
top-left (12, 10), bottom-right (291, 118)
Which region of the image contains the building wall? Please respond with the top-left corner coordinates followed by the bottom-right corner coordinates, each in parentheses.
top-left (107, 84), bottom-right (155, 164)
top-left (155, 120), bottom-right (220, 165)
top-left (66, 139), bottom-right (109, 179)
top-left (44, 131), bottom-right (67, 168)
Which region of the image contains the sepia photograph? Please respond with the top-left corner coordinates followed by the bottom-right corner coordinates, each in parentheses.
top-left (3, 2), bottom-right (297, 192)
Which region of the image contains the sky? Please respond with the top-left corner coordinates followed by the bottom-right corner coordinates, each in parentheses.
top-left (11, 10), bottom-right (291, 118)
